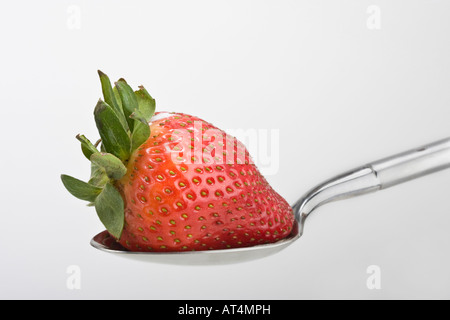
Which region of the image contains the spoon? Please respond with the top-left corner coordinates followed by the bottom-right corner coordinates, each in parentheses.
top-left (91, 137), bottom-right (450, 265)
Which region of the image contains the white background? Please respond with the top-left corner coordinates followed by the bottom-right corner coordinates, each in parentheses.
top-left (1, 0), bottom-right (450, 299)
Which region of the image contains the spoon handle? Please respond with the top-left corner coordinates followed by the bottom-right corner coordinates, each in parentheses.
top-left (293, 137), bottom-right (450, 233)
top-left (371, 137), bottom-right (450, 188)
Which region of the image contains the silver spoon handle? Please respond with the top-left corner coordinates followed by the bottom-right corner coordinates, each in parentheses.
top-left (371, 137), bottom-right (450, 188)
top-left (293, 137), bottom-right (450, 231)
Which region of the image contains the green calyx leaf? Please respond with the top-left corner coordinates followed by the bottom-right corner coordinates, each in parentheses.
top-left (128, 85), bottom-right (156, 151)
top-left (76, 134), bottom-right (99, 160)
top-left (98, 70), bottom-right (129, 132)
top-left (94, 182), bottom-right (125, 239)
top-left (130, 109), bottom-right (149, 125)
top-left (134, 86), bottom-right (156, 122)
top-left (112, 85), bottom-right (123, 111)
top-left (115, 79), bottom-right (139, 132)
top-left (94, 99), bottom-right (131, 162)
top-left (61, 174), bottom-right (103, 202)
top-left (90, 152), bottom-right (127, 180)
top-left (131, 120), bottom-right (150, 151)
top-left (88, 163), bottom-right (109, 188)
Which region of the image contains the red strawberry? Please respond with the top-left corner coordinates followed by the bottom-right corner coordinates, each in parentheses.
top-left (117, 113), bottom-right (294, 251)
top-left (61, 71), bottom-right (294, 252)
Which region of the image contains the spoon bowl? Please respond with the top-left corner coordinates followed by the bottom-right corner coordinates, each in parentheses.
top-left (91, 220), bottom-right (300, 265)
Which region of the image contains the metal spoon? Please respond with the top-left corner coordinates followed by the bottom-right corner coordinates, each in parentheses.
top-left (91, 137), bottom-right (450, 265)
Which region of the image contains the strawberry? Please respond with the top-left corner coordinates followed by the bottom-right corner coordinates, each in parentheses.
top-left (61, 71), bottom-right (294, 252)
